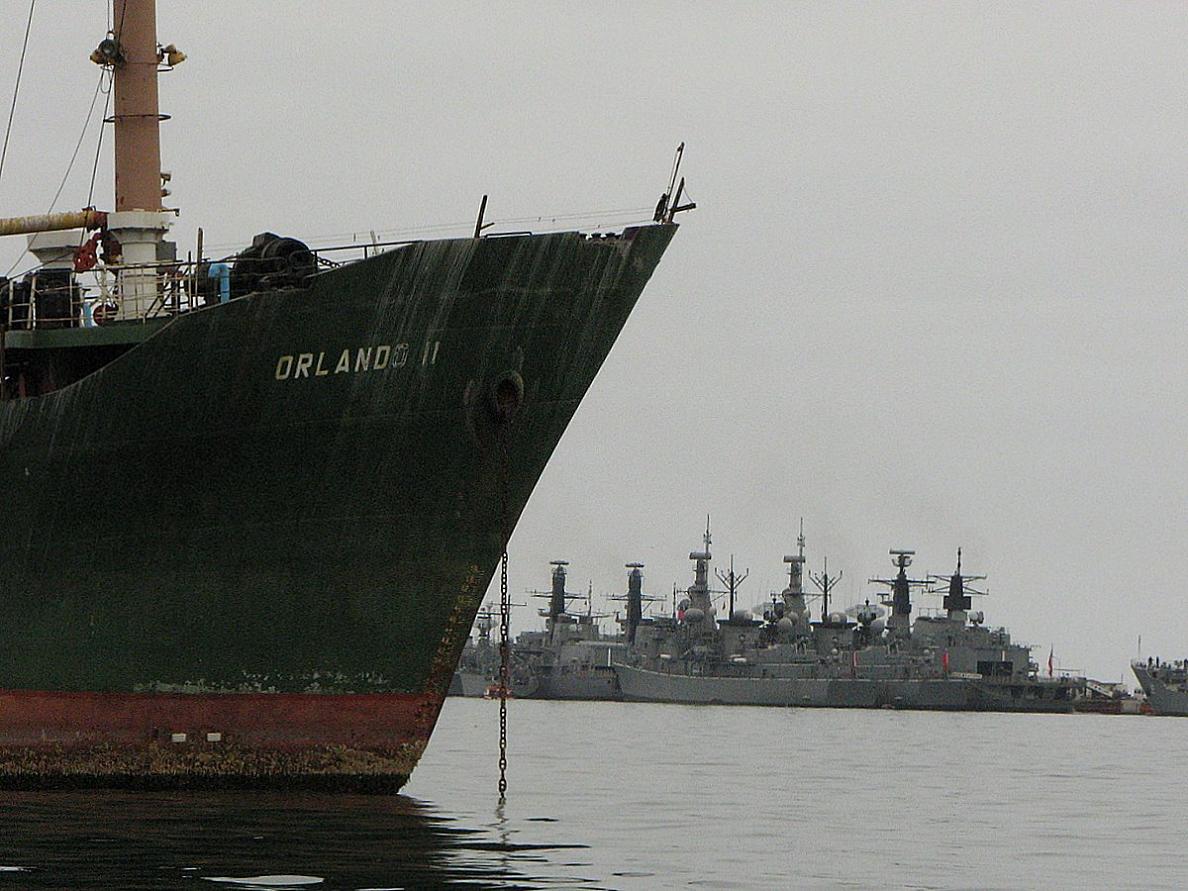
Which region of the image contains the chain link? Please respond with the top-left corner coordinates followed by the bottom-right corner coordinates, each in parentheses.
top-left (498, 437), bottom-right (510, 800)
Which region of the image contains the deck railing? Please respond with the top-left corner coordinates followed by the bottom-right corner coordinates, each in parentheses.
top-left (0, 234), bottom-right (448, 333)
top-left (0, 259), bottom-right (204, 331)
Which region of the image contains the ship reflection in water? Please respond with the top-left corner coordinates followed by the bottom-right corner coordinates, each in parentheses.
top-left (2, 698), bottom-right (1186, 889)
top-left (0, 791), bottom-right (573, 890)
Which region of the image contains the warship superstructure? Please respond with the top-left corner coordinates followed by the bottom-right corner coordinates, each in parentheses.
top-left (614, 528), bottom-right (1092, 712)
top-left (450, 605), bottom-right (500, 698)
top-left (0, 1), bottom-right (679, 789)
top-left (506, 561), bottom-right (624, 700)
top-left (1132, 658), bottom-right (1188, 716)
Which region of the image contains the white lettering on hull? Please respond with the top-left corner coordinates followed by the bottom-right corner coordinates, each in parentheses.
top-left (273, 341), bottom-right (433, 381)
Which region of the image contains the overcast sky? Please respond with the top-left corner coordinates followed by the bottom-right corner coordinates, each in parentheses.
top-left (2, 2), bottom-right (1186, 682)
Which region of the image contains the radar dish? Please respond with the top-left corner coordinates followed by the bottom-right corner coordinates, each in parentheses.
top-left (845, 602), bottom-right (886, 619)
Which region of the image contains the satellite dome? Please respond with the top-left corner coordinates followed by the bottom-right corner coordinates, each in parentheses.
top-left (683, 607), bottom-right (705, 624)
top-left (777, 616), bottom-right (795, 633)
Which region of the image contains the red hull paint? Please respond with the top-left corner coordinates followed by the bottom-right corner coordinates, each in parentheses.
top-left (0, 689), bottom-right (437, 746)
top-left (0, 689), bottom-right (446, 791)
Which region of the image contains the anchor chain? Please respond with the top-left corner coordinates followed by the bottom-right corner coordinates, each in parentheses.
top-left (497, 436), bottom-right (510, 800)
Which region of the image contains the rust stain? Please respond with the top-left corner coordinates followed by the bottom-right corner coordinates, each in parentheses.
top-left (414, 563), bottom-right (483, 736)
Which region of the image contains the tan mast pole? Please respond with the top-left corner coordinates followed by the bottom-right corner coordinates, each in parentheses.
top-left (105, 0), bottom-right (176, 319)
top-left (112, 0), bottom-right (162, 213)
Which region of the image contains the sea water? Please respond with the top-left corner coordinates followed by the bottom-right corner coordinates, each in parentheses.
top-left (1, 698), bottom-right (1183, 889)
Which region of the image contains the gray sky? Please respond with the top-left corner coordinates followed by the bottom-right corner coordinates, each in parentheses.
top-left (2, 2), bottom-right (1186, 682)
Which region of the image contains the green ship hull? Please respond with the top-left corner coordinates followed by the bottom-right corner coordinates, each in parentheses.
top-left (0, 223), bottom-right (675, 789)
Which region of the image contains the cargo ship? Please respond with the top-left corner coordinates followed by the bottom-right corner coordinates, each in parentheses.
top-left (0, 1), bottom-right (679, 789)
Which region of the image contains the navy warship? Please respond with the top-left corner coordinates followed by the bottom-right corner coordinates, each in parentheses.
top-left (449, 560), bottom-right (671, 699)
top-left (506, 561), bottom-right (623, 700)
top-left (1131, 658), bottom-right (1188, 716)
top-left (449, 605), bottom-right (499, 698)
top-left (614, 526), bottom-right (1094, 712)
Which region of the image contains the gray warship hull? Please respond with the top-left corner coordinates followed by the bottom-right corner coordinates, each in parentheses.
top-left (447, 672), bottom-right (490, 698)
top-left (614, 664), bottom-right (1081, 713)
top-left (1131, 663), bottom-right (1188, 716)
top-left (512, 665), bottom-right (620, 700)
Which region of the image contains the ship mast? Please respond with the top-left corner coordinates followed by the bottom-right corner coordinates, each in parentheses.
top-left (681, 515), bottom-right (717, 633)
top-left (714, 555), bottom-right (749, 619)
top-left (111, 0), bottom-right (163, 213)
top-left (809, 556), bottom-right (843, 619)
top-left (90, 0), bottom-right (184, 319)
top-left (780, 519), bottom-right (810, 628)
top-left (527, 560), bottom-right (585, 641)
top-left (926, 547), bottom-right (987, 625)
top-left (0, 3), bottom-right (184, 315)
top-left (610, 562), bottom-right (653, 644)
top-left (869, 549), bottom-right (927, 639)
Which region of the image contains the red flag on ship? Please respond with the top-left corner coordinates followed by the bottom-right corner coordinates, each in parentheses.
top-left (1047, 646), bottom-right (1054, 678)
top-left (942, 649), bottom-right (950, 674)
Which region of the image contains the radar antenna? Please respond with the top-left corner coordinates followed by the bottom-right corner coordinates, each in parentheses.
top-left (608, 562), bottom-right (663, 643)
top-left (926, 547), bottom-right (988, 619)
top-left (868, 549), bottom-right (928, 635)
top-left (782, 518), bottom-right (807, 590)
top-left (715, 554), bottom-right (750, 619)
top-left (808, 556), bottom-right (843, 618)
top-left (524, 560), bottom-right (587, 639)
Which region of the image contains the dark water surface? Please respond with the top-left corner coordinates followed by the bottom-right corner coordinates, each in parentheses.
top-left (1, 699), bottom-right (1184, 889)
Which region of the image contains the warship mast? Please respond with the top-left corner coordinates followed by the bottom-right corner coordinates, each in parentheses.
top-left (526, 560), bottom-right (590, 642)
top-left (774, 520), bottom-right (812, 636)
top-left (809, 556), bottom-right (843, 618)
top-left (683, 516), bottom-right (716, 634)
top-left (609, 563), bottom-right (663, 642)
top-left (927, 548), bottom-right (987, 625)
top-left (870, 549), bottom-right (927, 639)
top-left (715, 555), bottom-right (749, 620)
top-left (612, 562), bottom-right (656, 644)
